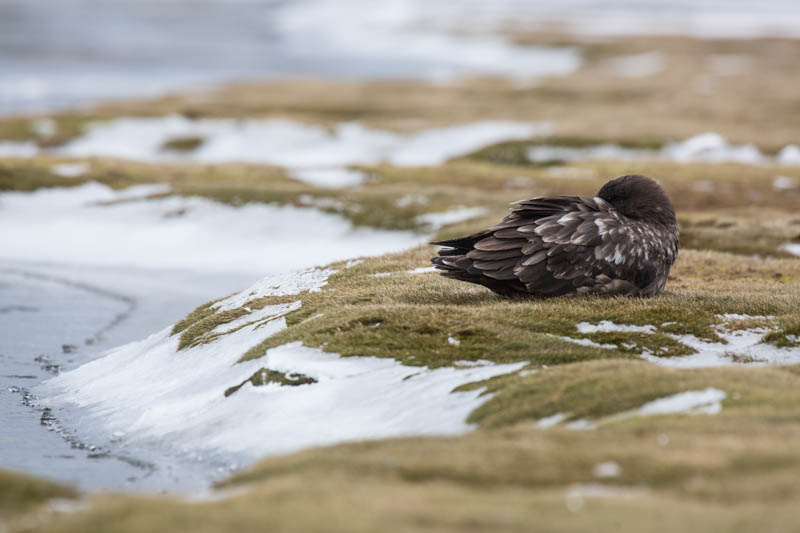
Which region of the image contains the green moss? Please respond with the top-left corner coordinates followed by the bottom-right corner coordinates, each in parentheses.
top-left (224, 368), bottom-right (317, 397)
top-left (160, 136), bottom-right (205, 152)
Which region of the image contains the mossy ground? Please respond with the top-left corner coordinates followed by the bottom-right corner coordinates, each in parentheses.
top-left (3, 32), bottom-right (800, 533)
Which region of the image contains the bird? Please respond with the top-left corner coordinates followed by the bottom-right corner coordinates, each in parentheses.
top-left (430, 174), bottom-right (679, 298)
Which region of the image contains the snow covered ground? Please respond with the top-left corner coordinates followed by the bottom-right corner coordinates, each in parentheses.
top-left (566, 317), bottom-right (800, 368)
top-left (0, 182), bottom-right (425, 274)
top-left (46, 117), bottom-right (545, 188)
top-left (42, 268), bottom-right (525, 470)
top-left (528, 133), bottom-right (800, 167)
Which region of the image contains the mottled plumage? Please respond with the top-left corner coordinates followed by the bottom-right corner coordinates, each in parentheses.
top-left (431, 174), bottom-right (679, 298)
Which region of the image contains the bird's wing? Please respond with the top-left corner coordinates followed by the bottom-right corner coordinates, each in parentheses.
top-left (463, 196), bottom-right (675, 295)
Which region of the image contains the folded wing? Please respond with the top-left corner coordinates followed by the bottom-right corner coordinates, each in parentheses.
top-left (432, 195), bottom-right (676, 297)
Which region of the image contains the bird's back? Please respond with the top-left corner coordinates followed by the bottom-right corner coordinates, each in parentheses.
top-left (431, 194), bottom-right (679, 298)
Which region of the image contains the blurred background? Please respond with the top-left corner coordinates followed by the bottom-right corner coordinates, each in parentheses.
top-left (2, 0), bottom-right (800, 115)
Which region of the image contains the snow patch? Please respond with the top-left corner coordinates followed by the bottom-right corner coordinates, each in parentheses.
top-left (593, 461), bottom-right (622, 478)
top-left (637, 388), bottom-right (726, 416)
top-left (0, 183), bottom-right (424, 275)
top-left (0, 141), bottom-right (37, 158)
top-left (407, 266), bottom-right (437, 274)
top-left (537, 413), bottom-right (566, 428)
top-left (288, 167), bottom-right (367, 188)
top-left (550, 335), bottom-right (617, 349)
top-left (54, 116), bottom-right (547, 169)
top-left (51, 162), bottom-right (90, 178)
top-left (576, 321), bottom-right (656, 334)
top-left (527, 133), bottom-right (800, 167)
top-left (608, 51), bottom-right (665, 78)
top-left (782, 243), bottom-right (800, 257)
top-left (43, 269), bottom-right (526, 462)
top-left (778, 145), bottom-right (800, 165)
top-left (417, 207), bottom-right (488, 229)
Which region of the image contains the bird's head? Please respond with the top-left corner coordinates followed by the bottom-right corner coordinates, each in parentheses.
top-left (597, 174), bottom-right (676, 226)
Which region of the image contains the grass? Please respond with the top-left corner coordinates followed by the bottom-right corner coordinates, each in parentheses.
top-left (3, 30), bottom-right (800, 533)
top-left (0, 468), bottom-right (75, 524)
top-left (166, 246), bottom-right (799, 376)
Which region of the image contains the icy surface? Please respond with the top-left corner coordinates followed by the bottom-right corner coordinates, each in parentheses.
top-left (637, 388), bottom-right (726, 416)
top-left (43, 269), bottom-right (526, 462)
top-left (783, 243), bottom-right (800, 257)
top-left (0, 183), bottom-right (424, 274)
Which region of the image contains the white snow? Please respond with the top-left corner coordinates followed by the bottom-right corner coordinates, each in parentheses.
top-left (54, 116), bottom-right (546, 169)
top-left (637, 388), bottom-right (726, 416)
top-left (51, 162), bottom-right (90, 178)
top-left (550, 335), bottom-right (617, 349)
top-left (778, 145), bottom-right (800, 165)
top-left (593, 461), bottom-right (622, 479)
top-left (447, 336), bottom-right (461, 346)
top-left (0, 183), bottom-right (425, 275)
top-left (608, 51), bottom-right (665, 78)
top-left (643, 328), bottom-right (800, 368)
top-left (783, 243), bottom-right (800, 257)
top-left (572, 315), bottom-right (800, 369)
top-left (0, 141), bottom-right (37, 158)
top-left (213, 268), bottom-right (335, 312)
top-left (209, 302), bottom-right (300, 335)
top-left (527, 133), bottom-right (800, 167)
top-left (662, 133), bottom-right (762, 165)
top-left (288, 167), bottom-right (367, 188)
top-left (407, 266), bottom-right (437, 274)
top-left (576, 321), bottom-right (656, 334)
top-left (537, 413), bottom-right (566, 428)
top-left (772, 175), bottom-right (798, 191)
top-left (42, 269), bottom-right (526, 462)
top-left (566, 418), bottom-right (596, 430)
top-left (527, 144), bottom-right (645, 164)
top-left (417, 207), bottom-right (488, 229)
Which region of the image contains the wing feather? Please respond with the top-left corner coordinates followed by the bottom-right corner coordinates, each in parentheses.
top-left (432, 193), bottom-right (679, 297)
